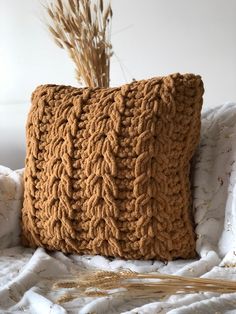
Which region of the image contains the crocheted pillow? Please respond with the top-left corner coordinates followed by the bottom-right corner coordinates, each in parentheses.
top-left (21, 73), bottom-right (204, 261)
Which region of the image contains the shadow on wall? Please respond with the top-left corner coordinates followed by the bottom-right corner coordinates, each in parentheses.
top-left (0, 146), bottom-right (25, 170)
top-left (0, 104), bottom-right (28, 170)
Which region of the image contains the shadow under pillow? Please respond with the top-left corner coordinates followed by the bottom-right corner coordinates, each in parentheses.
top-left (21, 73), bottom-right (204, 261)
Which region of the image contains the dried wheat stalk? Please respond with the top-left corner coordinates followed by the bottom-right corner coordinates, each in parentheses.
top-left (53, 270), bottom-right (236, 304)
top-left (44, 0), bottom-right (113, 88)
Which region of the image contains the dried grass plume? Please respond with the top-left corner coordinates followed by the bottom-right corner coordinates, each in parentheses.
top-left (44, 0), bottom-right (113, 88)
top-left (53, 270), bottom-right (236, 304)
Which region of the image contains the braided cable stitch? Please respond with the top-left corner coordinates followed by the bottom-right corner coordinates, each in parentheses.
top-left (21, 73), bottom-right (204, 261)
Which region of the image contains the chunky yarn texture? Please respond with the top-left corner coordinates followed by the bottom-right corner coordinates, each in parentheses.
top-left (21, 73), bottom-right (204, 261)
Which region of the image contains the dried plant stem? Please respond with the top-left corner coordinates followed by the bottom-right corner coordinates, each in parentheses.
top-left (53, 270), bottom-right (236, 304)
top-left (44, 0), bottom-right (113, 88)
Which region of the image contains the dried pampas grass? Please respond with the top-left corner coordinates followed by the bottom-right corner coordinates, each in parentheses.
top-left (53, 270), bottom-right (236, 304)
top-left (44, 0), bottom-right (113, 88)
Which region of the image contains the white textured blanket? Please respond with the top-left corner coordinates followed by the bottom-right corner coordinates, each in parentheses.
top-left (1, 103), bottom-right (236, 313)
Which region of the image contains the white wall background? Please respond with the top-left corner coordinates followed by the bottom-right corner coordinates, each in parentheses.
top-left (0, 0), bottom-right (236, 169)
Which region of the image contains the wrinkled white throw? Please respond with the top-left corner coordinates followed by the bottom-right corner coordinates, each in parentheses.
top-left (1, 104), bottom-right (236, 314)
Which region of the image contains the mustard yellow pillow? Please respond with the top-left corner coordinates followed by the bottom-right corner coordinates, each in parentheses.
top-left (21, 73), bottom-right (204, 260)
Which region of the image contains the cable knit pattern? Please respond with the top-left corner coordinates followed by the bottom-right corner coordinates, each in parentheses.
top-left (21, 73), bottom-right (204, 260)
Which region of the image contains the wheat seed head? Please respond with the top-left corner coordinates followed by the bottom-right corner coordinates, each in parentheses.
top-left (44, 0), bottom-right (113, 88)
